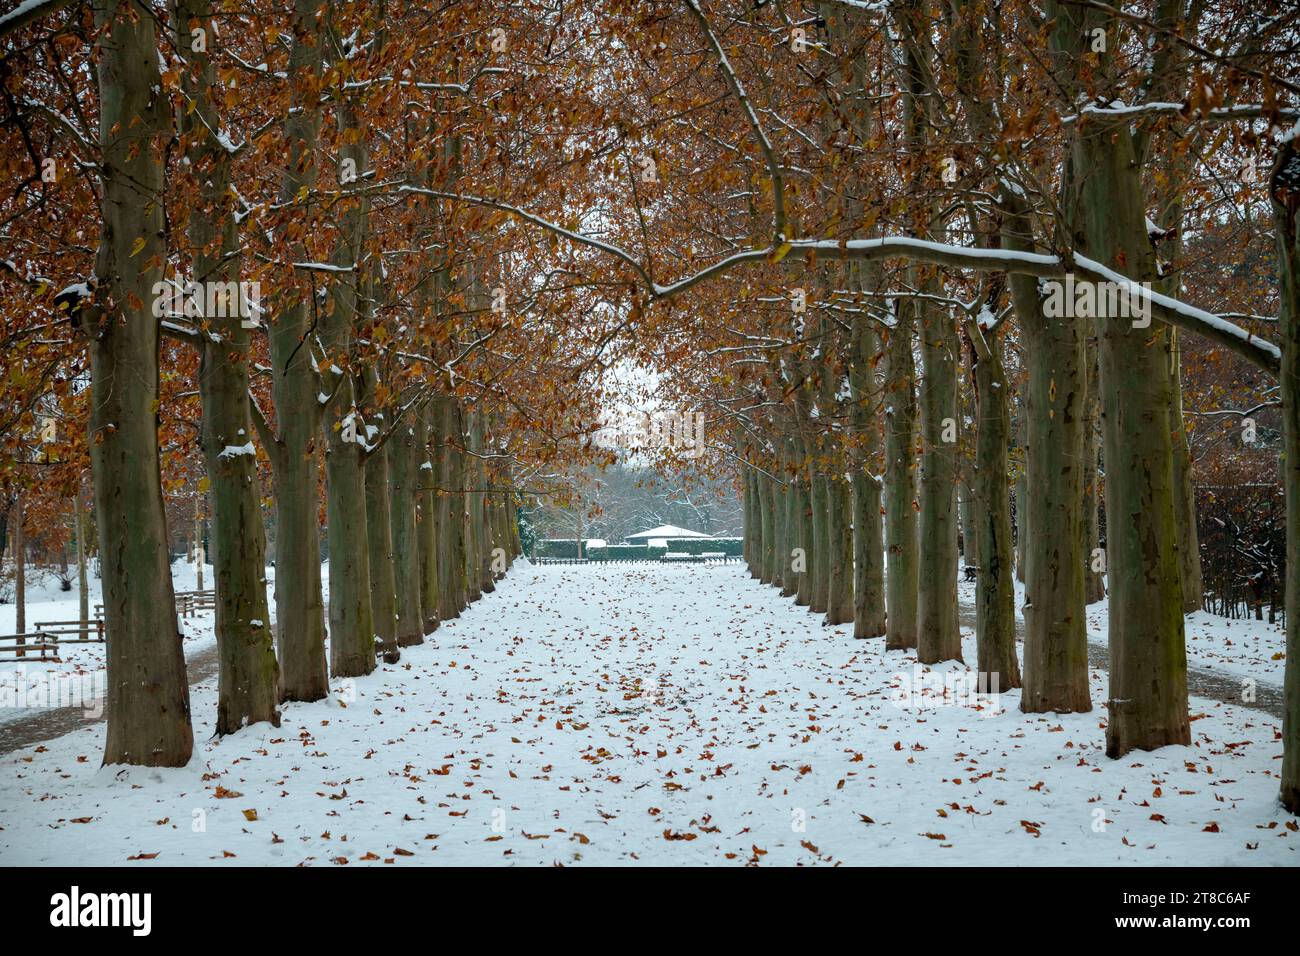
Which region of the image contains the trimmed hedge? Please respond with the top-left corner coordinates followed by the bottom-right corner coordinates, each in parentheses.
top-left (538, 538), bottom-right (741, 561)
top-left (535, 539), bottom-right (583, 559)
top-left (588, 544), bottom-right (669, 562)
top-left (665, 537), bottom-right (743, 557)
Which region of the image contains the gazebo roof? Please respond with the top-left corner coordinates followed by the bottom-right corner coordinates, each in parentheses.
top-left (625, 525), bottom-right (714, 540)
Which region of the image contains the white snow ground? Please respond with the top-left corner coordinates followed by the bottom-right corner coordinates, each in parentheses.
top-left (962, 570), bottom-right (1288, 686)
top-left (0, 562), bottom-right (220, 723)
top-left (0, 561), bottom-right (1293, 866)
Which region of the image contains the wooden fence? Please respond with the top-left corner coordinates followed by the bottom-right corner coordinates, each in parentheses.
top-left (0, 632), bottom-right (61, 663)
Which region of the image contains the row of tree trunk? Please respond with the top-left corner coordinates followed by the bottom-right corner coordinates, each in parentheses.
top-left (85, 0), bottom-right (523, 766)
top-left (737, 119), bottom-right (1299, 819)
top-left (733, 0), bottom-right (1296, 817)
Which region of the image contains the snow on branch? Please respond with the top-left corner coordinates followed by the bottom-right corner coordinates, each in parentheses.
top-left (1063, 102), bottom-right (1300, 125)
top-left (389, 187), bottom-right (1281, 376)
top-left (18, 97), bottom-right (97, 158)
top-left (0, 0), bottom-right (74, 40)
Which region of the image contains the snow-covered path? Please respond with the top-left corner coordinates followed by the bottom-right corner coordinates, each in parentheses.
top-left (0, 562), bottom-right (1293, 865)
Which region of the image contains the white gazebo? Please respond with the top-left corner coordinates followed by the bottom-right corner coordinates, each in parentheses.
top-left (624, 525), bottom-right (715, 548)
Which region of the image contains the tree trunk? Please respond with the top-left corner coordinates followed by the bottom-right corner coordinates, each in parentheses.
top-left (745, 474), bottom-right (758, 575)
top-left (14, 493), bottom-right (23, 638)
top-left (420, 402), bottom-right (445, 627)
top-left (435, 400), bottom-right (459, 618)
top-left (177, 0), bottom-right (280, 734)
top-left (1069, 67), bottom-right (1188, 758)
top-left (1147, 33), bottom-right (1203, 616)
top-left (10, 492), bottom-right (26, 661)
top-left (794, 477), bottom-right (812, 607)
top-left (884, 301), bottom-right (919, 649)
top-left (266, 0), bottom-right (328, 703)
top-left (748, 465), bottom-right (759, 574)
top-left (490, 486), bottom-right (512, 576)
top-left (758, 473), bottom-right (775, 585)
top-left (320, 359), bottom-right (373, 680)
top-left (463, 426), bottom-right (481, 603)
top-left (847, 290), bottom-right (886, 637)
top-left (324, 417), bottom-right (375, 677)
top-left (1083, 346), bottom-right (1106, 604)
top-left (508, 489), bottom-right (522, 558)
top-left (266, 381), bottom-right (328, 702)
top-left (203, 388), bottom-right (279, 733)
top-left (1004, 191), bottom-right (1091, 713)
top-left (771, 476), bottom-right (787, 592)
top-left (470, 411), bottom-right (493, 595)
top-left (91, 0), bottom-right (192, 766)
top-left (1168, 330), bottom-right (1204, 612)
top-left (320, 94), bottom-right (376, 679)
top-left (968, 319), bottom-right (1021, 688)
top-left (447, 402), bottom-right (469, 615)
top-left (366, 437), bottom-right (400, 661)
top-left (851, 473), bottom-right (885, 637)
top-left (809, 473), bottom-right (830, 612)
top-left (1014, 411), bottom-right (1027, 585)
top-left (781, 468), bottom-right (799, 597)
top-left (915, 294), bottom-right (962, 663)
top-left (390, 412), bottom-right (426, 645)
top-left (826, 477), bottom-right (854, 625)
top-left (1269, 139), bottom-right (1299, 812)
top-left (455, 406), bottom-right (478, 605)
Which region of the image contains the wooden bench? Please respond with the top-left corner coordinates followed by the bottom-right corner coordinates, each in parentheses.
top-left (176, 589), bottom-right (217, 618)
top-left (33, 619), bottom-right (105, 644)
top-left (0, 632), bottom-right (61, 663)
